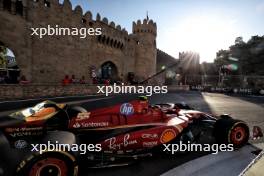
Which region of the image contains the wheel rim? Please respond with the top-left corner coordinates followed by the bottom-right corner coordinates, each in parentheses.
top-left (230, 126), bottom-right (246, 146)
top-left (29, 158), bottom-right (68, 176)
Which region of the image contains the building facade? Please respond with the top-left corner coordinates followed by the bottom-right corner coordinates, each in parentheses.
top-left (0, 0), bottom-right (157, 83)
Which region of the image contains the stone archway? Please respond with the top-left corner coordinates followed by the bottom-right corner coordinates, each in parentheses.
top-left (0, 43), bottom-right (20, 83)
top-left (0, 3), bottom-right (32, 82)
top-left (100, 61), bottom-right (118, 81)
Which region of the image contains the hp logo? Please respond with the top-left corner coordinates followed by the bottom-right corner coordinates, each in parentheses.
top-left (120, 103), bottom-right (134, 116)
top-left (14, 140), bottom-right (27, 149)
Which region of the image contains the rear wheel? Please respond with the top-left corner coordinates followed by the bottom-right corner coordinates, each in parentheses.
top-left (17, 152), bottom-right (78, 176)
top-left (214, 118), bottom-right (249, 148)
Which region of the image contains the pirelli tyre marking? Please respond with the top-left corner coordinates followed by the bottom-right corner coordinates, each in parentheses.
top-left (29, 157), bottom-right (67, 176)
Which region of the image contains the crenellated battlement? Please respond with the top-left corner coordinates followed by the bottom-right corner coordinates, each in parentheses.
top-left (132, 18), bottom-right (157, 36)
top-left (0, 0), bottom-right (153, 38)
top-left (95, 13), bottom-right (128, 35)
top-left (0, 0), bottom-right (129, 35)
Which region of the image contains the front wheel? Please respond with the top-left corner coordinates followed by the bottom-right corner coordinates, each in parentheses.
top-left (16, 152), bottom-right (78, 176)
top-left (214, 118), bottom-right (249, 148)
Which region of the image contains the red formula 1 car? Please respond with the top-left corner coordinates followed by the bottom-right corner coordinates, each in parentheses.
top-left (0, 96), bottom-right (249, 176)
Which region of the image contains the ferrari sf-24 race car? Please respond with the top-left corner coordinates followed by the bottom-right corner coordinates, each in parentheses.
top-left (0, 96), bottom-right (249, 176)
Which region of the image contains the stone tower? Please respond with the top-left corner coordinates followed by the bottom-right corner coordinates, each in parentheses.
top-left (133, 18), bottom-right (157, 81)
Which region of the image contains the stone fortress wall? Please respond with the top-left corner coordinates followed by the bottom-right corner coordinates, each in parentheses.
top-left (0, 0), bottom-right (157, 83)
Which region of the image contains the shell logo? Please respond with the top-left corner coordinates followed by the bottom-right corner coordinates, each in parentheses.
top-left (160, 129), bottom-right (176, 144)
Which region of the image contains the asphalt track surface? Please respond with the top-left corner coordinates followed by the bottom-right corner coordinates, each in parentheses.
top-left (161, 145), bottom-right (258, 176)
top-left (0, 91), bottom-right (264, 176)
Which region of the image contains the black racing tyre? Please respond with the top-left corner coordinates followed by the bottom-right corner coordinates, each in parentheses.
top-left (214, 118), bottom-right (249, 148)
top-left (16, 151), bottom-right (78, 176)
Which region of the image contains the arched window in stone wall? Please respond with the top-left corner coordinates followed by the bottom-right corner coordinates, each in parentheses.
top-left (89, 22), bottom-right (93, 27)
top-left (44, 0), bottom-right (50, 7)
top-left (110, 39), bottom-right (113, 47)
top-left (97, 35), bottom-right (102, 42)
top-left (82, 18), bottom-right (87, 24)
top-left (3, 0), bottom-right (11, 12)
top-left (106, 37), bottom-right (110, 45)
top-left (113, 41), bottom-right (117, 48)
top-left (15, 0), bottom-right (23, 16)
top-left (117, 42), bottom-right (120, 48)
top-left (101, 36), bottom-right (106, 43)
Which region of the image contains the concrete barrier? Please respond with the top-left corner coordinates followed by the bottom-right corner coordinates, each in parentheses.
top-left (0, 84), bottom-right (99, 100)
top-left (0, 84), bottom-right (192, 100)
